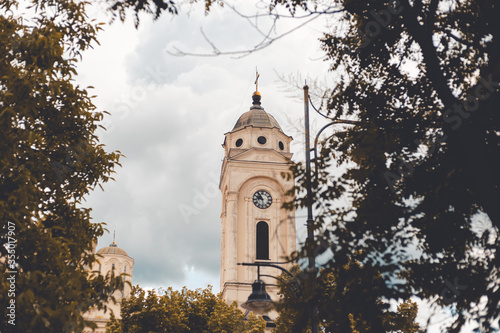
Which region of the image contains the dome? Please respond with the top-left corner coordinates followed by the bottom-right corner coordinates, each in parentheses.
top-left (97, 243), bottom-right (129, 256)
top-left (232, 93), bottom-right (282, 132)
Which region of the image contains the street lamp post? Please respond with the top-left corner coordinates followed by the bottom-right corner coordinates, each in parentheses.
top-left (304, 85), bottom-right (360, 333)
top-left (303, 85), bottom-right (319, 333)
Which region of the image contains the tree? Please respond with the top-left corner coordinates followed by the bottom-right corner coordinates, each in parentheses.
top-left (274, 264), bottom-right (422, 333)
top-left (106, 0), bottom-right (178, 27)
top-left (268, 0), bottom-right (499, 332)
top-left (112, 285), bottom-right (266, 333)
top-left (106, 312), bottom-right (123, 333)
top-left (104, 0), bottom-right (219, 26)
top-left (385, 300), bottom-right (422, 333)
top-left (0, 0), bottom-right (125, 332)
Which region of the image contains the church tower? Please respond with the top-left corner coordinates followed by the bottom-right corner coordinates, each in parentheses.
top-left (219, 87), bottom-right (296, 312)
top-left (83, 240), bottom-right (134, 333)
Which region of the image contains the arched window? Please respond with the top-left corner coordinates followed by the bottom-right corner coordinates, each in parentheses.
top-left (256, 221), bottom-right (269, 260)
top-left (112, 263), bottom-right (115, 271)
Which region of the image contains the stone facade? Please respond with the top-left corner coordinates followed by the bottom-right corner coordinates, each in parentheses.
top-left (219, 91), bottom-right (296, 320)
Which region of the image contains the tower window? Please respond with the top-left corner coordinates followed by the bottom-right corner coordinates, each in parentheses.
top-left (257, 136), bottom-right (267, 144)
top-left (112, 263), bottom-right (115, 271)
top-left (279, 141), bottom-right (284, 150)
top-left (99, 264), bottom-right (101, 273)
top-left (236, 138), bottom-right (243, 147)
top-left (256, 221), bottom-right (269, 260)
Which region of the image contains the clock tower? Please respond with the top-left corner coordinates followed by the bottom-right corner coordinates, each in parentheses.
top-left (219, 89), bottom-right (296, 313)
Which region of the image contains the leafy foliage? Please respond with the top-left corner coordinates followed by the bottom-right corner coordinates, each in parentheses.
top-left (0, 0), bottom-right (124, 331)
top-left (105, 0), bottom-right (221, 26)
top-left (272, 0), bottom-right (500, 332)
top-left (386, 299), bottom-right (422, 333)
top-left (108, 285), bottom-right (266, 333)
top-left (106, 312), bottom-right (123, 333)
top-left (107, 0), bottom-right (178, 26)
top-left (275, 264), bottom-right (422, 333)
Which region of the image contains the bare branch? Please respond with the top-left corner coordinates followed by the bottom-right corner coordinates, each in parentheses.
top-left (200, 28), bottom-right (221, 55)
top-left (166, 2), bottom-right (344, 58)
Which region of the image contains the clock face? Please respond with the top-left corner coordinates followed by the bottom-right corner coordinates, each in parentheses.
top-left (253, 190), bottom-right (272, 209)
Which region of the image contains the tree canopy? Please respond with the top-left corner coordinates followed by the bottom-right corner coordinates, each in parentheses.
top-left (275, 264), bottom-right (423, 333)
top-left (269, 0), bottom-right (499, 332)
top-left (106, 285), bottom-right (266, 333)
top-left (0, 0), bottom-right (125, 331)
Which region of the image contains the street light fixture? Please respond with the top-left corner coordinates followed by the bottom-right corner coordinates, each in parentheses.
top-left (238, 262), bottom-right (295, 314)
top-left (241, 279), bottom-right (274, 314)
top-left (303, 85), bottom-right (319, 333)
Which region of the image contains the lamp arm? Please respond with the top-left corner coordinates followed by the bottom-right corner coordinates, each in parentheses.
top-left (313, 119), bottom-right (361, 156)
top-left (238, 262), bottom-right (294, 278)
top-left (312, 119), bottom-right (360, 182)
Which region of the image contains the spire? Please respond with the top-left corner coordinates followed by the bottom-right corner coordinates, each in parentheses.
top-left (252, 68), bottom-right (262, 106)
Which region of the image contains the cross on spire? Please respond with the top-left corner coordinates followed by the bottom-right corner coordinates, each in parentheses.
top-left (255, 68), bottom-right (260, 93)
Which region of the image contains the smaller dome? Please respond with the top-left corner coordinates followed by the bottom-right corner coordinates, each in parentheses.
top-left (97, 242), bottom-right (129, 256)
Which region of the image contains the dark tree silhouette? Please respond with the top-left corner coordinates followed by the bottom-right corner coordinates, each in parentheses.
top-left (272, 1), bottom-right (499, 332)
top-left (275, 265), bottom-right (423, 333)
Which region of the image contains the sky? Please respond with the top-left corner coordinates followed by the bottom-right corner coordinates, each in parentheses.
top-left (74, 1), bottom-right (474, 331)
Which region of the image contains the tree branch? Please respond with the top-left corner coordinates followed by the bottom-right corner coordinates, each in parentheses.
top-left (167, 2), bottom-right (343, 58)
top-left (400, 0), bottom-right (500, 228)
top-left (435, 27), bottom-right (486, 50)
